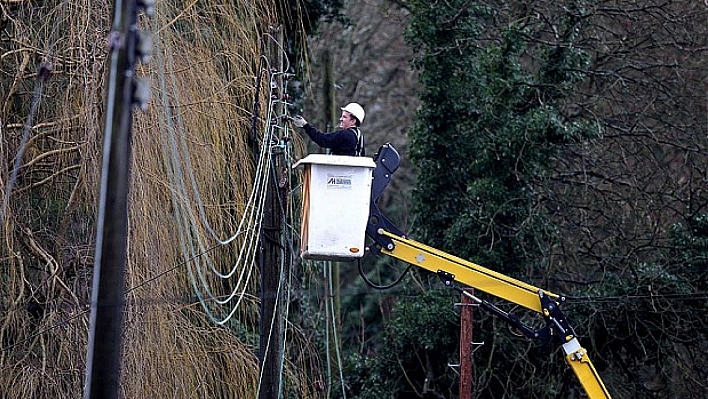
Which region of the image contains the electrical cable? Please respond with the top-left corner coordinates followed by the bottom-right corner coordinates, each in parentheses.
top-left (152, 24), bottom-right (284, 324)
top-left (357, 258), bottom-right (413, 290)
top-left (3, 267), bottom-right (705, 355)
top-left (329, 264), bottom-right (348, 399)
top-left (566, 292), bottom-right (708, 304)
top-left (255, 37), bottom-right (295, 392)
top-left (160, 27), bottom-right (300, 329)
top-left (0, 240), bottom-right (222, 353)
top-left (322, 261), bottom-right (334, 398)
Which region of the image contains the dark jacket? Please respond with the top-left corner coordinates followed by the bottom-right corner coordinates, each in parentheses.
top-left (303, 124), bottom-right (365, 156)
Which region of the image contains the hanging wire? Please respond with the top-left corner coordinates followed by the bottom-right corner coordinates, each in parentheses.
top-left (326, 261), bottom-right (348, 399)
top-left (358, 258), bottom-right (413, 290)
top-left (149, 22), bottom-right (338, 399)
top-left (152, 22), bottom-right (300, 327)
top-left (254, 30), bottom-right (297, 398)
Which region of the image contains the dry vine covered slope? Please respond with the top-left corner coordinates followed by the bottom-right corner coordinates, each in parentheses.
top-left (1, 0), bottom-right (315, 397)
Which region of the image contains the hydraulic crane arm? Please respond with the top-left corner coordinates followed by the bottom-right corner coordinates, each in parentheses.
top-left (365, 144), bottom-right (612, 399)
top-left (374, 228), bottom-right (555, 313)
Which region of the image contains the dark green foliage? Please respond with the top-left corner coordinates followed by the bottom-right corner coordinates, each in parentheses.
top-left (378, 1), bottom-right (602, 398)
top-left (548, 214), bottom-right (708, 397)
top-left (669, 214), bottom-right (708, 288)
top-left (301, 1), bottom-right (706, 398)
top-left (407, 0), bottom-right (598, 277)
top-left (341, 289), bottom-right (460, 399)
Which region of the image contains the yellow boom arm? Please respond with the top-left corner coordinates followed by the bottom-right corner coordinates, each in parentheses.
top-left (375, 230), bottom-right (612, 399)
top-left (378, 229), bottom-right (554, 312)
top-left (365, 144), bottom-right (613, 399)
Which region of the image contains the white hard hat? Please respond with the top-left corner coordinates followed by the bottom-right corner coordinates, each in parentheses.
top-left (341, 102), bottom-right (365, 124)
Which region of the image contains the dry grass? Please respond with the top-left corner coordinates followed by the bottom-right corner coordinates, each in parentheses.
top-left (1, 0), bottom-right (317, 397)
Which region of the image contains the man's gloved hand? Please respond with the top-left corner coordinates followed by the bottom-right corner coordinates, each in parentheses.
top-left (291, 116), bottom-right (307, 128)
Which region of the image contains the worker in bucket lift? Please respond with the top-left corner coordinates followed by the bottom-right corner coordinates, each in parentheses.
top-left (290, 102), bottom-right (366, 157)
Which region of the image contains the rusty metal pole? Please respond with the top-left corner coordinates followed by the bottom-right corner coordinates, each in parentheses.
top-left (459, 288), bottom-right (474, 399)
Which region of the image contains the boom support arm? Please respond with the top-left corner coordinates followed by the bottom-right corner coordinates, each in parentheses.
top-left (365, 144), bottom-right (612, 399)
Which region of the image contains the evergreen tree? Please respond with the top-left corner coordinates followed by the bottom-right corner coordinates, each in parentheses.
top-left (343, 1), bottom-right (602, 398)
top-left (316, 1), bottom-right (706, 398)
top-left (407, 1), bottom-right (598, 278)
top-left (574, 215), bottom-right (708, 397)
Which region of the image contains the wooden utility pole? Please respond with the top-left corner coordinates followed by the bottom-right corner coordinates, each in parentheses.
top-left (327, 54), bottom-right (341, 329)
top-left (321, 50), bottom-right (343, 396)
top-left (259, 150), bottom-right (283, 399)
top-left (323, 51), bottom-right (341, 326)
top-left (323, 49), bottom-right (336, 131)
top-left (459, 289), bottom-right (475, 399)
top-left (259, 26), bottom-right (285, 399)
top-left (83, 0), bottom-right (150, 397)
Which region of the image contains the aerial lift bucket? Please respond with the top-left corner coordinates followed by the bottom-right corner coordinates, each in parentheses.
top-left (293, 154), bottom-right (375, 261)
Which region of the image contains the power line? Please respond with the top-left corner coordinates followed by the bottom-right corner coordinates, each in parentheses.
top-left (3, 281), bottom-right (705, 354)
top-left (566, 292), bottom-right (708, 304)
top-left (3, 274), bottom-right (707, 317)
top-left (0, 242), bottom-right (222, 353)
top-left (152, 29), bottom-right (275, 325)
top-left (1, 43), bottom-right (300, 358)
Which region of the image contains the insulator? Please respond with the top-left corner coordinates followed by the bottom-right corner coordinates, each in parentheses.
top-left (138, 0), bottom-right (156, 17)
top-left (132, 78), bottom-right (151, 112)
top-left (136, 32), bottom-right (153, 64)
top-left (37, 62), bottom-right (53, 82)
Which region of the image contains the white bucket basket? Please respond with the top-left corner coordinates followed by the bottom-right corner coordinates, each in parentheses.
top-left (294, 154), bottom-right (375, 261)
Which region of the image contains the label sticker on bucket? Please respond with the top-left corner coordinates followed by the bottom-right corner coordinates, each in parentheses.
top-left (327, 174), bottom-right (352, 189)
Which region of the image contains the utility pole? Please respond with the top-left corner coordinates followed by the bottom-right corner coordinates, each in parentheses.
top-left (325, 53), bottom-right (340, 329)
top-left (259, 25), bottom-right (285, 399)
top-left (321, 50), bottom-right (343, 396)
top-left (83, 0), bottom-right (153, 399)
top-left (323, 49), bottom-right (336, 131)
top-left (323, 49), bottom-right (340, 315)
top-left (459, 288), bottom-right (475, 399)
